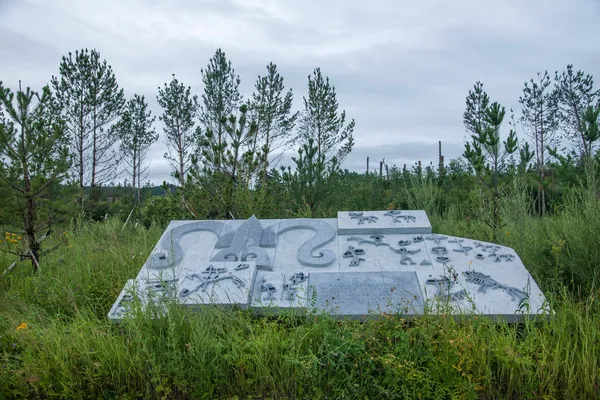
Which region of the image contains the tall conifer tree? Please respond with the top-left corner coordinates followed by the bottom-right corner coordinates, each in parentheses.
top-left (199, 48), bottom-right (241, 170)
top-left (519, 71), bottom-right (558, 215)
top-left (298, 68), bottom-right (355, 166)
top-left (157, 74), bottom-right (199, 187)
top-left (251, 62), bottom-right (299, 183)
top-left (51, 49), bottom-right (125, 191)
top-left (112, 94), bottom-right (158, 204)
top-left (554, 65), bottom-right (599, 160)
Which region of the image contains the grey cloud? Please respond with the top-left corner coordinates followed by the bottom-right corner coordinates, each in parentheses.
top-left (1, 0), bottom-right (599, 185)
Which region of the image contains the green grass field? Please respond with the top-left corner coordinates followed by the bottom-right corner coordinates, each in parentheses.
top-left (1, 183), bottom-right (599, 399)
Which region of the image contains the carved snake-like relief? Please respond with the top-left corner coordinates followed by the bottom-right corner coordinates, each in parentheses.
top-left (278, 219), bottom-right (337, 267)
top-left (150, 221), bottom-right (235, 269)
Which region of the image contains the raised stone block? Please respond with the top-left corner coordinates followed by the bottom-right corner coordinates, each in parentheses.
top-left (210, 217), bottom-right (279, 271)
top-left (273, 218), bottom-right (340, 273)
top-left (177, 261), bottom-right (257, 308)
top-left (418, 235), bottom-right (546, 320)
top-left (337, 210), bottom-right (432, 235)
top-left (338, 233), bottom-right (433, 273)
top-left (308, 271), bottom-right (424, 317)
top-left (250, 271), bottom-right (310, 312)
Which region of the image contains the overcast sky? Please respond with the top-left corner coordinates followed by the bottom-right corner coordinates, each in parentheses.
top-left (1, 0), bottom-right (599, 184)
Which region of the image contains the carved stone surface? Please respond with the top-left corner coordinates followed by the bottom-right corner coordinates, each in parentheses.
top-left (211, 215), bottom-right (277, 270)
top-left (337, 210), bottom-right (432, 235)
top-left (463, 270), bottom-right (527, 302)
top-left (308, 271), bottom-right (424, 317)
top-left (343, 246), bottom-right (366, 266)
top-left (150, 220), bottom-right (234, 269)
top-left (425, 276), bottom-right (466, 302)
top-left (384, 210), bottom-right (417, 224)
top-left (250, 271), bottom-right (309, 310)
top-left (177, 262), bottom-right (256, 308)
top-left (346, 234), bottom-right (390, 247)
top-left (109, 211), bottom-right (547, 322)
top-left (348, 212), bottom-right (379, 225)
top-left (278, 219), bottom-right (337, 268)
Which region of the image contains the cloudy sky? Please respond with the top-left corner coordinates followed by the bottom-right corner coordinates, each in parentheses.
top-left (1, 0), bottom-right (599, 184)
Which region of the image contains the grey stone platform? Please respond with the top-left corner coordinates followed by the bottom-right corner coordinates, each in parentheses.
top-left (108, 210), bottom-right (547, 322)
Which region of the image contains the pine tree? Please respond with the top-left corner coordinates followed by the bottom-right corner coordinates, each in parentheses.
top-left (51, 50), bottom-right (92, 189)
top-left (191, 103), bottom-right (259, 218)
top-left (199, 48), bottom-right (241, 170)
top-left (463, 81), bottom-right (491, 136)
top-left (519, 71), bottom-right (558, 216)
top-left (111, 94), bottom-right (158, 204)
top-left (554, 65), bottom-right (599, 161)
top-left (251, 62), bottom-right (299, 184)
top-left (298, 68), bottom-right (355, 166)
top-left (282, 138), bottom-right (340, 217)
top-left (157, 74), bottom-right (199, 187)
top-left (51, 49), bottom-right (125, 192)
top-left (581, 105), bottom-right (600, 150)
top-left (0, 81), bottom-right (71, 273)
top-left (463, 99), bottom-right (519, 242)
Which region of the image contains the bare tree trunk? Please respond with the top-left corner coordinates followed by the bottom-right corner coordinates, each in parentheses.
top-left (176, 123), bottom-right (186, 206)
top-left (91, 105), bottom-right (97, 190)
top-left (540, 103), bottom-right (546, 216)
top-left (132, 146), bottom-right (138, 204)
top-left (261, 124), bottom-right (270, 186)
top-left (79, 92), bottom-right (85, 189)
top-left (21, 120), bottom-right (39, 272)
top-left (137, 148), bottom-right (142, 206)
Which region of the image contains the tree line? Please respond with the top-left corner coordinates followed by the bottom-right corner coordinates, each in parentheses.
top-left (0, 47), bottom-right (355, 271)
top-left (1, 46), bottom-right (599, 273)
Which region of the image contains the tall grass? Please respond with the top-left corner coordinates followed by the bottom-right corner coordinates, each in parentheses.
top-left (1, 179), bottom-right (599, 398)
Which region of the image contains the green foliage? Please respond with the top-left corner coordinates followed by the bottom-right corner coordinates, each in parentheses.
top-left (463, 81), bottom-right (490, 136)
top-left (519, 71), bottom-right (558, 215)
top-left (281, 138), bottom-right (340, 217)
top-left (463, 93), bottom-right (520, 241)
top-left (140, 191), bottom-right (187, 227)
top-left (298, 67), bottom-right (355, 165)
top-left (581, 104), bottom-right (600, 146)
top-left (3, 44), bottom-right (600, 399)
top-left (189, 103), bottom-right (260, 219)
top-left (251, 62), bottom-right (299, 184)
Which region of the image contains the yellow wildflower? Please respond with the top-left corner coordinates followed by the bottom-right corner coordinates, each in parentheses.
top-left (16, 322), bottom-right (28, 331)
top-left (505, 231), bottom-right (511, 237)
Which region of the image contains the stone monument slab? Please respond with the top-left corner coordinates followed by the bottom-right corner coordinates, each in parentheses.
top-left (249, 271), bottom-right (310, 312)
top-left (109, 211), bottom-right (547, 322)
top-left (176, 261), bottom-right (257, 308)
